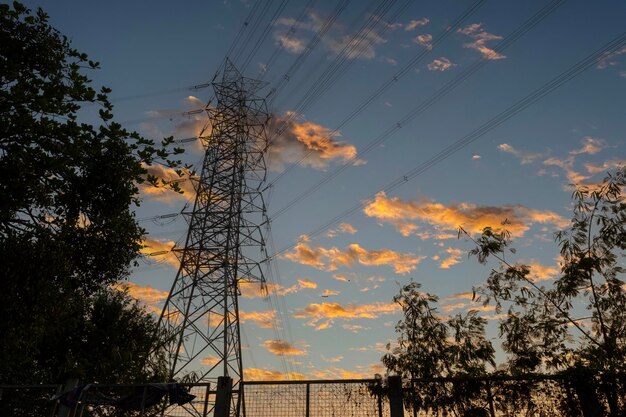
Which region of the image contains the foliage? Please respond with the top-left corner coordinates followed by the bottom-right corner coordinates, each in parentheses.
top-left (466, 167), bottom-right (626, 415)
top-left (0, 1), bottom-right (181, 385)
top-left (381, 168), bottom-right (625, 416)
top-left (382, 281), bottom-right (495, 414)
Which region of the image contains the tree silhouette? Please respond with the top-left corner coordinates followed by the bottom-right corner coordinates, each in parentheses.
top-left (0, 1), bottom-right (182, 385)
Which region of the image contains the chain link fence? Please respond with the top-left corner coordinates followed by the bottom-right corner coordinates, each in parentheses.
top-left (244, 379), bottom-right (386, 417)
top-left (2, 373), bottom-right (624, 416)
top-left (0, 384), bottom-right (62, 417)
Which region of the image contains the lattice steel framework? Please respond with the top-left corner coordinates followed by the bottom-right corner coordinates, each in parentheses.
top-left (157, 60), bottom-right (270, 417)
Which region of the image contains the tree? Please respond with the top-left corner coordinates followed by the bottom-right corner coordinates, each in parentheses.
top-left (0, 1), bottom-right (183, 385)
top-left (382, 281), bottom-right (495, 415)
top-left (380, 168), bottom-right (625, 416)
top-left (466, 167), bottom-right (626, 416)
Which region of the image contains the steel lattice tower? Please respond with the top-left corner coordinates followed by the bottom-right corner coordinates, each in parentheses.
top-left (158, 60), bottom-right (269, 417)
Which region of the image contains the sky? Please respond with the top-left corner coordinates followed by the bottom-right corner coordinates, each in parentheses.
top-left (23, 0), bottom-right (626, 381)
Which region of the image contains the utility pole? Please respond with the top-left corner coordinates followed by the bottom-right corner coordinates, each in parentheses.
top-left (157, 60), bottom-right (270, 417)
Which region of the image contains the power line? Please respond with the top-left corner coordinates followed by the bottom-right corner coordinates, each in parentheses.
top-left (268, 0), bottom-right (487, 186)
top-left (270, 0), bottom-right (566, 220)
top-left (266, 0), bottom-right (353, 105)
top-left (269, 0), bottom-right (410, 135)
top-left (268, 29), bottom-right (626, 260)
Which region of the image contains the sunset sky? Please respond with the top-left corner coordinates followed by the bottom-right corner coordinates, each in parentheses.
top-left (26, 0), bottom-right (626, 381)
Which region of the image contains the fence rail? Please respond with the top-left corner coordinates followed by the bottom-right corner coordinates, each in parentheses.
top-left (2, 372), bottom-right (625, 417)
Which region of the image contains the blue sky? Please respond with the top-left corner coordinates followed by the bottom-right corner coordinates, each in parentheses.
top-left (25, 0), bottom-right (626, 380)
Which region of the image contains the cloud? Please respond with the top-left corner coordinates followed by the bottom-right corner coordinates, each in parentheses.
top-left (458, 23), bottom-right (505, 60)
top-left (294, 301), bottom-right (399, 330)
top-left (309, 367), bottom-right (371, 379)
top-left (321, 289), bottom-right (340, 297)
top-left (114, 281), bottom-right (169, 314)
top-left (363, 192), bottom-right (568, 238)
top-left (261, 340), bottom-right (307, 356)
top-left (239, 279), bottom-right (318, 299)
top-left (274, 12), bottom-right (386, 60)
top-left (428, 57), bottom-right (456, 71)
top-left (139, 164), bottom-right (196, 203)
top-left (283, 242), bottom-right (424, 274)
top-left (333, 273), bottom-right (352, 282)
top-left (140, 238), bottom-right (179, 269)
top-left (596, 46), bottom-right (626, 70)
top-left (498, 143), bottom-right (542, 164)
top-left (542, 137), bottom-right (608, 186)
top-left (439, 248), bottom-right (464, 269)
top-left (140, 96), bottom-right (209, 154)
top-left (201, 356), bottom-right (220, 367)
top-left (343, 324), bottom-right (365, 333)
top-left (527, 261), bottom-right (560, 282)
top-left (327, 30), bottom-right (386, 60)
top-left (405, 18), bottom-right (430, 31)
top-left (414, 34), bottom-right (433, 49)
top-left (584, 160), bottom-right (626, 175)
top-left (570, 136), bottom-right (607, 155)
top-left (321, 355), bottom-right (344, 363)
top-left (269, 113), bottom-right (361, 171)
top-left (298, 278), bottom-right (317, 289)
top-left (244, 368), bottom-right (306, 381)
top-left (240, 310), bottom-right (277, 328)
top-left (276, 34), bottom-right (307, 53)
top-left (326, 222), bottom-right (358, 238)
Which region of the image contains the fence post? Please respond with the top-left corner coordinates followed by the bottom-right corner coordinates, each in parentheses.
top-left (202, 384), bottom-right (211, 417)
top-left (485, 380), bottom-right (496, 417)
top-left (376, 379), bottom-right (383, 417)
top-left (215, 377), bottom-right (233, 417)
top-left (388, 376), bottom-right (404, 417)
top-left (57, 378), bottom-right (79, 417)
top-left (139, 385), bottom-right (148, 417)
top-left (305, 382), bottom-right (310, 417)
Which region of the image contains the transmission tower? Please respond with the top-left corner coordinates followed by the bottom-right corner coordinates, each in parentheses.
top-left (157, 60), bottom-right (270, 417)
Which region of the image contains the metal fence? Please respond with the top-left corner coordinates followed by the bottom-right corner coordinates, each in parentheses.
top-left (0, 384), bottom-right (62, 417)
top-left (2, 373), bottom-right (625, 417)
top-left (244, 379), bottom-right (386, 417)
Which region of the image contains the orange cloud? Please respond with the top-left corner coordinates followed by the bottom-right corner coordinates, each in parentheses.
top-left (114, 281), bottom-right (169, 315)
top-left (139, 164), bottom-right (196, 203)
top-left (428, 57), bottom-right (456, 71)
top-left (542, 137), bottom-right (611, 187)
top-left (405, 18), bottom-right (430, 31)
top-left (498, 143), bottom-right (542, 164)
top-left (527, 261), bottom-right (560, 282)
top-left (268, 113), bottom-right (361, 171)
top-left (240, 310), bottom-right (277, 329)
top-left (439, 248), bottom-right (464, 269)
top-left (283, 242), bottom-right (424, 274)
top-left (294, 301), bottom-right (400, 330)
top-left (244, 368), bottom-right (306, 381)
top-left (414, 34), bottom-right (433, 49)
top-left (140, 238), bottom-right (179, 269)
top-left (261, 340), bottom-right (307, 356)
top-left (297, 279), bottom-right (317, 289)
top-left (239, 279), bottom-right (318, 299)
top-left (458, 23), bottom-right (505, 60)
top-left (326, 222), bottom-right (358, 238)
top-left (584, 160), bottom-right (626, 175)
top-left (201, 356), bottom-right (220, 367)
top-left (321, 355), bottom-right (344, 363)
top-left (363, 192), bottom-right (568, 238)
top-left (309, 367), bottom-right (371, 379)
